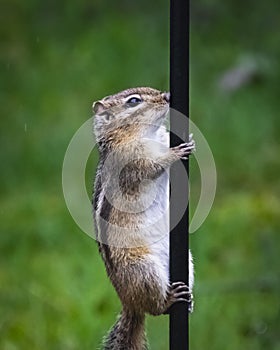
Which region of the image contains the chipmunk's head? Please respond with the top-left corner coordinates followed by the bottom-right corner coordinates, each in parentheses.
top-left (93, 87), bottom-right (169, 143)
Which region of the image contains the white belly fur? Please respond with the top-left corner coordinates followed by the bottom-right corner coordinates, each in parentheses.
top-left (148, 127), bottom-right (193, 291)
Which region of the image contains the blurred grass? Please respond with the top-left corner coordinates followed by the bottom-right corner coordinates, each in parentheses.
top-left (1, 0), bottom-right (280, 349)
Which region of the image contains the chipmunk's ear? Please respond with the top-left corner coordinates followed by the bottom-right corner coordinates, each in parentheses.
top-left (92, 101), bottom-right (106, 115)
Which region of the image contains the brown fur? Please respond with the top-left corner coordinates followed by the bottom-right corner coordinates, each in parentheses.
top-left (93, 87), bottom-right (194, 349)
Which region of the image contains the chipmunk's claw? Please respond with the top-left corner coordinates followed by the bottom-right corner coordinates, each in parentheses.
top-left (172, 136), bottom-right (196, 160)
top-left (164, 281), bottom-right (194, 314)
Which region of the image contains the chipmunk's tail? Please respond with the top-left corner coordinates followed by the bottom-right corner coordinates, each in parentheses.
top-left (103, 309), bottom-right (148, 350)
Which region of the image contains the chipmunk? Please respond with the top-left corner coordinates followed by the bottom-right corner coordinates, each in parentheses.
top-left (92, 87), bottom-right (195, 350)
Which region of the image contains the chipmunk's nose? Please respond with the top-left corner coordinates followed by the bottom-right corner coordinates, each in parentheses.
top-left (162, 91), bottom-right (170, 103)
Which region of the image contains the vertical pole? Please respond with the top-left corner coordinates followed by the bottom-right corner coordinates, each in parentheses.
top-left (169, 0), bottom-right (190, 349)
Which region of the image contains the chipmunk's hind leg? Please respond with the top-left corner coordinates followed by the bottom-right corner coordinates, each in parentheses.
top-left (163, 281), bottom-right (194, 314)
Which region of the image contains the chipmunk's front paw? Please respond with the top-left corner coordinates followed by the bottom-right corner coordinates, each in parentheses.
top-left (171, 134), bottom-right (196, 160)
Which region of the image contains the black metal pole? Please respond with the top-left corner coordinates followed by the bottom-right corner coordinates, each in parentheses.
top-left (169, 0), bottom-right (190, 349)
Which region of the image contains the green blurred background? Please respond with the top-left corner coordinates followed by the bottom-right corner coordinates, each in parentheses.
top-left (1, 0), bottom-right (280, 349)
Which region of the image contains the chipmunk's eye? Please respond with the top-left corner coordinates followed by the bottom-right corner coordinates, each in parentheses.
top-left (126, 95), bottom-right (142, 106)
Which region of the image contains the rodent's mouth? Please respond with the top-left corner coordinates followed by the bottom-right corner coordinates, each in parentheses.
top-left (156, 105), bottom-right (169, 123)
top-left (144, 107), bottom-right (168, 134)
